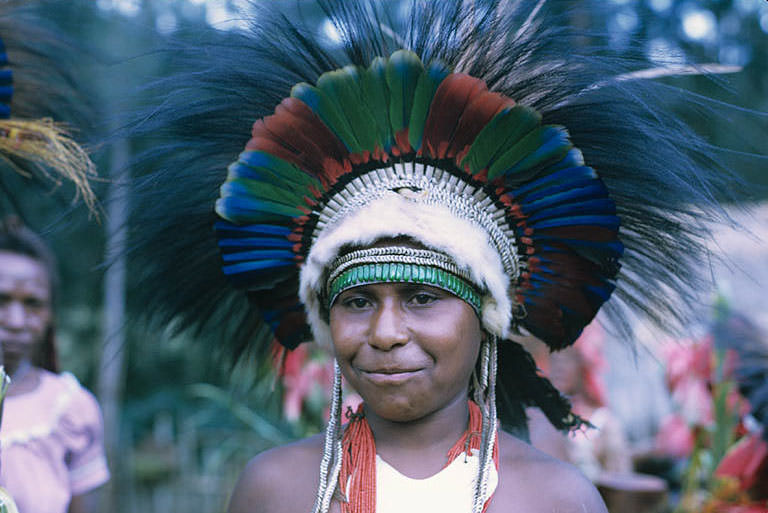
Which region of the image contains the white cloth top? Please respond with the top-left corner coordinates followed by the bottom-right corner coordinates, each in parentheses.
top-left (375, 450), bottom-right (498, 513)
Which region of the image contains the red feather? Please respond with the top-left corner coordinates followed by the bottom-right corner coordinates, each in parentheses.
top-left (276, 98), bottom-right (349, 163)
top-left (447, 91), bottom-right (514, 159)
top-left (422, 74), bottom-right (487, 159)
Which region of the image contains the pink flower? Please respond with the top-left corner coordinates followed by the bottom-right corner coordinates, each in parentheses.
top-left (671, 376), bottom-right (714, 426)
top-left (656, 414), bottom-right (696, 458)
top-left (664, 336), bottom-right (713, 390)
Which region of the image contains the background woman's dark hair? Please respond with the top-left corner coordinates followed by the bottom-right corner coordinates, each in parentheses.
top-left (0, 215), bottom-right (60, 372)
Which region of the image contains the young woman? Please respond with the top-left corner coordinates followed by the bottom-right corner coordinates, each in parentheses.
top-left (0, 219), bottom-right (109, 513)
top-left (126, 1), bottom-right (746, 512)
top-left (227, 258), bottom-right (607, 512)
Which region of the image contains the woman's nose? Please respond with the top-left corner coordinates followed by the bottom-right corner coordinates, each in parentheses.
top-left (1, 301), bottom-right (27, 330)
top-left (368, 298), bottom-right (408, 350)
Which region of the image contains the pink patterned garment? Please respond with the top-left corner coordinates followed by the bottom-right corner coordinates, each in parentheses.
top-left (0, 370), bottom-right (109, 513)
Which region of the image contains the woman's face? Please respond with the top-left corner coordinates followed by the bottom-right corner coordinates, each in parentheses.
top-left (0, 251), bottom-right (52, 374)
top-left (330, 282), bottom-right (482, 423)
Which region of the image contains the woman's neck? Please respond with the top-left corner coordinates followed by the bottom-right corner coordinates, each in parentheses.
top-left (363, 393), bottom-right (470, 478)
top-left (7, 362), bottom-right (41, 397)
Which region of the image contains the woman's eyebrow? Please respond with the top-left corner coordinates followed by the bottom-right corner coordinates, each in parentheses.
top-left (396, 283), bottom-right (443, 294)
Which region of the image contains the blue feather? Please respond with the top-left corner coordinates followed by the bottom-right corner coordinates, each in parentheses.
top-left (222, 260), bottom-right (295, 275)
top-left (215, 196), bottom-right (303, 218)
top-left (511, 166), bottom-right (598, 198)
top-left (548, 148), bottom-right (585, 171)
top-left (214, 221), bottom-right (292, 236)
top-left (531, 215), bottom-right (620, 229)
top-left (585, 283), bottom-right (616, 302)
top-left (532, 239), bottom-right (625, 259)
top-left (222, 250), bottom-right (295, 262)
top-left (524, 198), bottom-right (616, 222)
top-left (522, 183), bottom-right (610, 210)
top-left (218, 238), bottom-right (294, 249)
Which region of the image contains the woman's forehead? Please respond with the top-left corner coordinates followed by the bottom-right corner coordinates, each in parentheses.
top-left (0, 251), bottom-right (50, 291)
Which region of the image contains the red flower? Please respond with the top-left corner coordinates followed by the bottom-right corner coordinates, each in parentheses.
top-left (715, 433), bottom-right (768, 494)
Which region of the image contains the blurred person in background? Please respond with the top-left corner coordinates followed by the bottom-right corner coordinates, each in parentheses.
top-left (529, 324), bottom-right (632, 480)
top-left (0, 218), bottom-right (109, 513)
top-left (0, 3), bottom-right (105, 511)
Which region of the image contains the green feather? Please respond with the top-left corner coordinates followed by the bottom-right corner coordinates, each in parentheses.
top-left (231, 162), bottom-right (302, 198)
top-left (360, 57), bottom-right (393, 151)
top-left (221, 179), bottom-right (302, 207)
top-left (291, 81), bottom-right (362, 153)
top-left (463, 105), bottom-right (541, 175)
top-left (215, 195), bottom-right (304, 222)
top-left (487, 125), bottom-right (572, 181)
top-left (317, 67), bottom-right (377, 154)
top-left (408, 61), bottom-right (451, 151)
top-left (505, 126), bottom-right (573, 176)
top-left (237, 151), bottom-right (323, 190)
top-left (386, 50), bottom-right (424, 135)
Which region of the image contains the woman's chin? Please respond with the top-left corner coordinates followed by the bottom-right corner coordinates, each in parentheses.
top-left (364, 398), bottom-right (425, 423)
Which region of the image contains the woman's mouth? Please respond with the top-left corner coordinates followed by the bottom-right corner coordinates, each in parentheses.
top-left (359, 368), bottom-right (424, 385)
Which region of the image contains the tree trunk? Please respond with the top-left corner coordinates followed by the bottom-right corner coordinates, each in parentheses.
top-left (97, 134), bottom-right (130, 513)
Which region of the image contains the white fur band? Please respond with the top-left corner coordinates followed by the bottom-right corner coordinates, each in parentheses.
top-left (298, 190), bottom-right (513, 350)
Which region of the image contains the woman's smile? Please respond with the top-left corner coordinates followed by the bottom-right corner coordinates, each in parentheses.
top-left (357, 367), bottom-right (426, 386)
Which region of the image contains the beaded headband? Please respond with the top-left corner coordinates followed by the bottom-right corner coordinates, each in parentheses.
top-left (325, 246), bottom-right (483, 314)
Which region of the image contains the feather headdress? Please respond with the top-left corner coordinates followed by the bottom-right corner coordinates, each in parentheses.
top-left (127, 0), bottom-right (744, 432)
top-left (0, 3), bottom-right (97, 215)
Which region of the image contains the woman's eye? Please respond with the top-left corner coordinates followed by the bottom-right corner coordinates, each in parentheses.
top-left (344, 297), bottom-right (371, 309)
top-left (24, 298), bottom-right (46, 310)
top-left (410, 293), bottom-right (436, 306)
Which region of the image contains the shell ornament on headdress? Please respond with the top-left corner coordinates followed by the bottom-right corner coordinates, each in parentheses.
top-left (127, 3), bottom-right (745, 508)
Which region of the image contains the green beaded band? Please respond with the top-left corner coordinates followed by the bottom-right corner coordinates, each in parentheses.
top-left (327, 262), bottom-right (483, 314)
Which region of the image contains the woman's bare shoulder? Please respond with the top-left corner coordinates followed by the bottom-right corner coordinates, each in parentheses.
top-left (492, 431), bottom-right (608, 513)
top-left (227, 434), bottom-right (325, 513)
